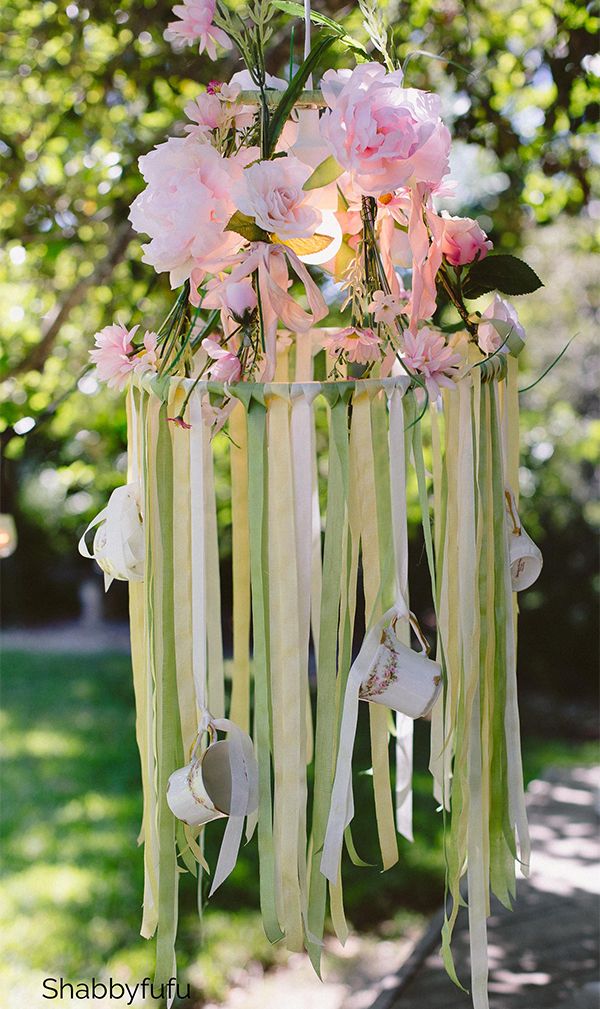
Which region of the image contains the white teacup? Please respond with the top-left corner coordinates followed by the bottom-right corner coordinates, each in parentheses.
top-left (504, 489), bottom-right (543, 592)
top-left (167, 739), bottom-right (236, 827)
top-left (359, 616), bottom-right (442, 718)
top-left (79, 482), bottom-right (144, 589)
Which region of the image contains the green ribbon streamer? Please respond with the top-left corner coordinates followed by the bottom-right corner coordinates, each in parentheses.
top-left (153, 404), bottom-right (185, 986)
top-left (307, 387), bottom-right (351, 974)
top-left (489, 385), bottom-right (517, 905)
top-left (371, 393), bottom-right (395, 614)
top-left (245, 393), bottom-right (284, 944)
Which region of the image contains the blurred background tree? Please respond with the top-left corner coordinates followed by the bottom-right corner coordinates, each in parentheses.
top-left (0, 0), bottom-right (598, 695)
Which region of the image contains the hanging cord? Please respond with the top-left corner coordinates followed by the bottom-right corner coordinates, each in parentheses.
top-left (304, 0), bottom-right (312, 87)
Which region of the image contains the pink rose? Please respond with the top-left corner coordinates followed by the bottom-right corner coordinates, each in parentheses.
top-left (129, 138), bottom-right (256, 287)
top-left (320, 63), bottom-right (451, 196)
top-left (401, 327), bottom-right (461, 400)
top-left (202, 338), bottom-right (242, 383)
top-left (477, 295), bottom-right (526, 355)
top-left (440, 211), bottom-right (492, 266)
top-left (235, 156), bottom-right (322, 240)
top-left (164, 0), bottom-right (232, 61)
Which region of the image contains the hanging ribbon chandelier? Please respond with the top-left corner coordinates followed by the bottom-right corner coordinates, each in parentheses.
top-left (79, 2), bottom-right (545, 1006)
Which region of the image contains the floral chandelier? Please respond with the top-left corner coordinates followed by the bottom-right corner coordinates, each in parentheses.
top-left (80, 2), bottom-right (545, 1008)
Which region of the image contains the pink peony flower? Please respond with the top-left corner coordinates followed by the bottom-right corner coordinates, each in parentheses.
top-left (368, 290), bottom-right (408, 326)
top-left (320, 63), bottom-right (451, 196)
top-left (235, 156), bottom-right (323, 240)
top-left (477, 294), bottom-right (526, 355)
top-left (203, 276), bottom-right (257, 320)
top-left (322, 326), bottom-right (382, 365)
top-left (164, 0), bottom-right (232, 61)
top-left (90, 324), bottom-right (159, 390)
top-left (129, 138), bottom-right (256, 288)
top-left (401, 327), bottom-right (461, 399)
top-left (440, 211), bottom-right (493, 267)
top-left (202, 338), bottom-right (242, 383)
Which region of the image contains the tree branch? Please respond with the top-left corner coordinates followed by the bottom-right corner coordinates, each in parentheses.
top-left (2, 222), bottom-right (133, 381)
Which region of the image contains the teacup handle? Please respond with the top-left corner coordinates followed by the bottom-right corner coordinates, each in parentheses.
top-left (391, 610), bottom-right (431, 656)
top-left (504, 488), bottom-right (522, 536)
top-left (188, 720), bottom-right (217, 764)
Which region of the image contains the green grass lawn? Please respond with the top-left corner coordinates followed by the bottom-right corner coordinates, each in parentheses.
top-left (1, 650), bottom-right (598, 1007)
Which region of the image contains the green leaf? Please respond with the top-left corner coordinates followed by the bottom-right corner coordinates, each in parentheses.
top-left (267, 34), bottom-right (338, 157)
top-left (271, 1), bottom-right (368, 55)
top-left (225, 211), bottom-right (269, 243)
top-left (462, 254), bottom-right (543, 299)
top-left (303, 154), bottom-right (344, 191)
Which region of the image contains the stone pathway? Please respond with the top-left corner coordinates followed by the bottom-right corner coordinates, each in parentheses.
top-left (373, 765), bottom-right (600, 1009)
top-left (210, 766), bottom-right (599, 1009)
top-left (1, 620), bottom-right (131, 654)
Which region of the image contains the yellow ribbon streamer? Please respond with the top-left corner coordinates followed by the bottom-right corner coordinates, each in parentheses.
top-left (266, 390), bottom-right (305, 951)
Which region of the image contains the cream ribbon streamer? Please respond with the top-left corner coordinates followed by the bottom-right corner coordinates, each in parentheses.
top-left (320, 605), bottom-right (403, 883)
top-left (188, 389), bottom-right (259, 895)
top-left (208, 716), bottom-right (259, 895)
top-left (266, 388), bottom-right (305, 951)
top-left (387, 384), bottom-right (413, 842)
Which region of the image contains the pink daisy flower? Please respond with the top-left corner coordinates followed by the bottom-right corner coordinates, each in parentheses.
top-left (202, 338), bottom-right (242, 383)
top-left (90, 324), bottom-right (159, 390)
top-left (401, 327), bottom-right (461, 400)
top-left (322, 326), bottom-right (382, 365)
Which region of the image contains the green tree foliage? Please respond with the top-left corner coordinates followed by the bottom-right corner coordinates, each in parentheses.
top-left (0, 0), bottom-right (598, 684)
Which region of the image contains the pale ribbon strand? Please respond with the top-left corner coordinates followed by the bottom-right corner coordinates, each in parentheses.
top-left (387, 386), bottom-right (413, 841)
top-left (189, 392), bottom-right (207, 714)
top-left (267, 389), bottom-right (305, 950)
top-left (321, 378), bottom-right (412, 882)
top-left (187, 390), bottom-right (258, 895)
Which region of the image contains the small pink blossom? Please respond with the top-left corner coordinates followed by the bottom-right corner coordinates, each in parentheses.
top-left (320, 63), bottom-right (451, 196)
top-left (168, 415), bottom-right (192, 430)
top-left (135, 330), bottom-right (159, 377)
top-left (322, 326), bottom-right (382, 365)
top-left (164, 0), bottom-right (232, 61)
top-left (477, 295), bottom-right (526, 355)
top-left (90, 324), bottom-right (159, 390)
top-left (235, 156), bottom-right (322, 240)
top-left (440, 211), bottom-right (493, 267)
top-left (369, 290), bottom-right (408, 326)
top-left (202, 338), bottom-right (242, 383)
top-left (183, 93), bottom-right (236, 137)
top-left (401, 327), bottom-right (461, 399)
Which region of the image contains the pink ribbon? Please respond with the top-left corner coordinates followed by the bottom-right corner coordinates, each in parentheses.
top-left (219, 243), bottom-right (328, 380)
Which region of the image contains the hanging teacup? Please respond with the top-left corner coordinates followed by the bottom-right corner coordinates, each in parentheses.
top-left (167, 724), bottom-right (258, 828)
top-left (359, 613), bottom-right (442, 719)
top-left (504, 488), bottom-right (543, 592)
top-left (78, 482), bottom-right (144, 590)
